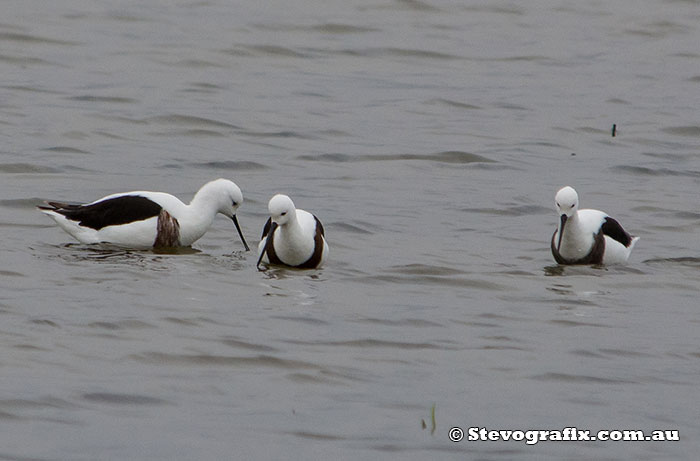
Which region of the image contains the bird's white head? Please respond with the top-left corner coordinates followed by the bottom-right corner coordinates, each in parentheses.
top-left (555, 186), bottom-right (579, 219)
top-left (554, 186), bottom-right (579, 251)
top-left (196, 178), bottom-right (248, 250)
top-left (268, 194), bottom-right (296, 226)
top-left (201, 178), bottom-right (243, 218)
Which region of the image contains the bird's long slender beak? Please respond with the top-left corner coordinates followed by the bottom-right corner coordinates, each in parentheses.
top-left (256, 221), bottom-right (277, 271)
top-left (231, 215), bottom-right (250, 251)
top-left (557, 214), bottom-right (567, 250)
top-left (256, 245), bottom-right (267, 271)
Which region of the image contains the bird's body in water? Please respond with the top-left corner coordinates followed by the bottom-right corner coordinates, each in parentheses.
top-left (38, 178), bottom-right (249, 250)
top-left (551, 186), bottom-right (638, 265)
top-left (257, 194), bottom-right (328, 270)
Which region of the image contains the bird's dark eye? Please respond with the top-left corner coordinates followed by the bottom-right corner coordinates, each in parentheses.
top-left (280, 212), bottom-right (287, 216)
top-left (232, 201), bottom-right (238, 206)
top-left (556, 202), bottom-right (560, 207)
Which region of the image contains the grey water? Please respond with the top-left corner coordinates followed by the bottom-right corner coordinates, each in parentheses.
top-left (2, 0), bottom-right (700, 459)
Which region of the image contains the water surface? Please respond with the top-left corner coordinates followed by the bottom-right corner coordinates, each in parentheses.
top-left (2, 0), bottom-right (700, 459)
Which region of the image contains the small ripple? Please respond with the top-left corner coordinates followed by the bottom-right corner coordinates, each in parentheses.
top-left (386, 263), bottom-right (465, 276)
top-left (219, 338), bottom-right (279, 352)
top-left (374, 264), bottom-right (505, 290)
top-left (162, 316), bottom-right (216, 326)
top-left (130, 352), bottom-right (318, 369)
top-left (182, 82), bottom-right (225, 93)
top-left (461, 204), bottom-right (550, 216)
top-left (599, 348), bottom-right (656, 358)
top-left (364, 274), bottom-right (506, 290)
top-left (169, 58), bottom-right (225, 68)
top-left (0, 54), bottom-right (51, 65)
top-left (143, 114), bottom-right (240, 129)
top-left (644, 257), bottom-right (700, 268)
top-left (543, 265), bottom-right (609, 276)
top-left (327, 222), bottom-right (374, 235)
top-left (426, 98), bottom-right (481, 110)
top-left (548, 319), bottom-right (610, 328)
top-left (41, 146), bottom-right (92, 154)
top-left (642, 152), bottom-right (694, 162)
top-left (223, 45), bottom-right (310, 58)
top-left (162, 160), bottom-right (268, 171)
top-left (285, 372), bottom-right (344, 385)
top-left (269, 315), bottom-right (329, 326)
top-left (612, 165), bottom-right (700, 178)
top-left (661, 126), bottom-right (700, 137)
top-left (85, 320), bottom-right (156, 331)
top-left (239, 129), bottom-right (315, 140)
top-left (3, 85), bottom-right (62, 94)
top-left (30, 319), bottom-right (60, 328)
top-left (190, 160), bottom-right (267, 170)
top-left (149, 129), bottom-right (225, 138)
top-left (625, 21), bottom-right (691, 39)
top-left (350, 317), bottom-right (443, 328)
top-left (82, 393), bottom-right (169, 406)
top-left (285, 338), bottom-right (458, 350)
top-left (310, 23), bottom-right (377, 34)
top-left (530, 372), bottom-right (635, 384)
top-left (576, 126), bottom-right (607, 134)
top-left (298, 150), bottom-right (494, 164)
top-left (363, 47), bottom-right (458, 59)
top-left (256, 23), bottom-right (377, 34)
top-left (479, 344), bottom-right (530, 351)
top-left (67, 95), bottom-right (137, 104)
top-left (0, 397), bottom-right (74, 409)
top-left (0, 410), bottom-right (22, 421)
top-left (0, 32), bottom-right (78, 46)
top-left (287, 431), bottom-right (346, 441)
top-left (0, 163), bottom-right (61, 174)
top-left (36, 244), bottom-right (200, 271)
top-left (570, 349), bottom-right (607, 359)
top-left (297, 153), bottom-right (352, 162)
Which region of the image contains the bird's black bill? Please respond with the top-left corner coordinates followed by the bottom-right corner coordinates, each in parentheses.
top-left (256, 246), bottom-right (267, 271)
top-left (231, 215), bottom-right (250, 251)
top-left (557, 214), bottom-right (567, 250)
top-left (256, 221), bottom-right (277, 271)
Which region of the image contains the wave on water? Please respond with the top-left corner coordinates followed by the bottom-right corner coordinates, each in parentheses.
top-left (82, 393), bottom-right (170, 406)
top-left (161, 160), bottom-right (268, 171)
top-left (612, 165), bottom-right (700, 178)
top-left (0, 163), bottom-right (61, 174)
top-left (643, 257), bottom-right (700, 267)
top-left (297, 150), bottom-right (494, 164)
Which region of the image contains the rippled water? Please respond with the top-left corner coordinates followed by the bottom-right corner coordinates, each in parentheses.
top-left (2, 1), bottom-right (700, 459)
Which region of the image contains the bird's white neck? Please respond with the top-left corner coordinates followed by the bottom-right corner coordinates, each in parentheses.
top-left (558, 211), bottom-right (593, 260)
top-left (176, 192), bottom-right (222, 246)
top-left (274, 215), bottom-right (314, 264)
top-left (277, 214), bottom-right (303, 239)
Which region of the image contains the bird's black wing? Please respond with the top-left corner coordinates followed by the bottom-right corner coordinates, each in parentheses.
top-left (601, 217), bottom-right (633, 248)
top-left (313, 215), bottom-right (325, 237)
top-left (42, 195), bottom-right (162, 230)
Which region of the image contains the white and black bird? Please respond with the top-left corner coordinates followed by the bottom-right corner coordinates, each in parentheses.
top-left (38, 178), bottom-right (249, 250)
top-left (256, 194), bottom-right (328, 270)
top-left (551, 186), bottom-right (639, 265)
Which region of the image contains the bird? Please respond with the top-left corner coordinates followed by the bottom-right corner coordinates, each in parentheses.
top-left (551, 186), bottom-right (639, 265)
top-left (37, 178), bottom-right (250, 250)
top-left (256, 194), bottom-right (328, 270)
